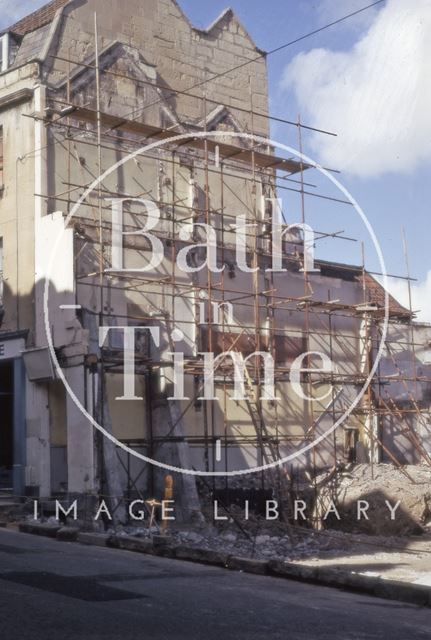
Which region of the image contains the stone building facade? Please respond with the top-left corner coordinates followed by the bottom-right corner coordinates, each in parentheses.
top-left (0, 0), bottom-right (429, 515)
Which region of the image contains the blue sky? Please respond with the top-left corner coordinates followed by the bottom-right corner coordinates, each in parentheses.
top-left (178, 0), bottom-right (431, 321)
top-left (1, 0), bottom-right (430, 319)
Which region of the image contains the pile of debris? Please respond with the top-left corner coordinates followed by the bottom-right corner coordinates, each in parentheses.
top-left (316, 463), bottom-right (431, 535)
top-left (105, 516), bottom-right (423, 566)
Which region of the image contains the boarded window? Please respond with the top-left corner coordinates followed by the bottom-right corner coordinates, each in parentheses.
top-left (200, 328), bottom-right (305, 365)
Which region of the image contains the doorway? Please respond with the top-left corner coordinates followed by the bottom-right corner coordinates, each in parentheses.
top-left (0, 361), bottom-right (13, 489)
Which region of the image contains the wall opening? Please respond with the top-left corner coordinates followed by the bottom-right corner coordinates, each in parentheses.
top-left (0, 360), bottom-right (13, 489)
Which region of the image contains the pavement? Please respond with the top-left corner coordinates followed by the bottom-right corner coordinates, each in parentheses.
top-left (16, 521), bottom-right (431, 607)
top-left (0, 528), bottom-right (431, 639)
top-left (298, 533), bottom-right (431, 586)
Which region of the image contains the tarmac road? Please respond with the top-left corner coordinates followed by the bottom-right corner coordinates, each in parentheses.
top-left (0, 528), bottom-right (430, 640)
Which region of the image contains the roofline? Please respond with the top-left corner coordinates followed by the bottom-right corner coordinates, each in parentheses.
top-left (171, 2), bottom-right (266, 55)
top-left (317, 259), bottom-right (412, 317)
top-left (1, 0), bottom-right (71, 37)
top-left (316, 258), bottom-right (363, 273)
top-left (2, 1), bottom-right (266, 59)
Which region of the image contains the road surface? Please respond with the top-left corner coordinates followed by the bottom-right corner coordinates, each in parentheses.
top-left (0, 528), bottom-right (430, 639)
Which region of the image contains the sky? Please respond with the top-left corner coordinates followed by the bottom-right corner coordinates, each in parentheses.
top-left (1, 0), bottom-right (430, 321)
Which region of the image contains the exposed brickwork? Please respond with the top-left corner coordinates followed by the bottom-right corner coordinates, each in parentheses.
top-left (8, 0), bottom-right (70, 36)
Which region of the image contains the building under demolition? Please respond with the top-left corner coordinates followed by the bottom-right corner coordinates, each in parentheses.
top-left (0, 0), bottom-right (430, 524)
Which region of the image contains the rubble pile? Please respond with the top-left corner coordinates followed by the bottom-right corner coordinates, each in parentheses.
top-left (107, 518), bottom-right (420, 565)
top-left (317, 464), bottom-right (431, 535)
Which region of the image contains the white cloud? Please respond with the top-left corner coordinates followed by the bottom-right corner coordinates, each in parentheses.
top-left (316, 0), bottom-right (380, 31)
top-left (283, 0), bottom-right (431, 177)
top-left (385, 270), bottom-right (431, 324)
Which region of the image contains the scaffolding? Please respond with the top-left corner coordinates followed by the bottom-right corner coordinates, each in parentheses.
top-left (30, 21), bottom-right (431, 526)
